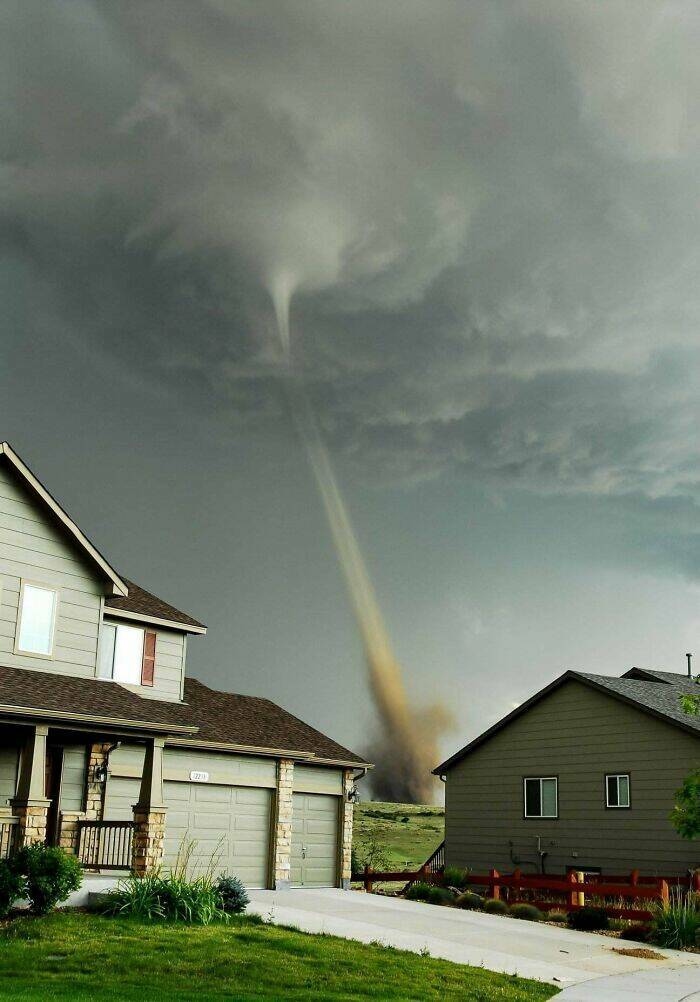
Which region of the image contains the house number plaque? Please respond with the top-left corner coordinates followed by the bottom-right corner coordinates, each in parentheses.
top-left (189, 770), bottom-right (209, 782)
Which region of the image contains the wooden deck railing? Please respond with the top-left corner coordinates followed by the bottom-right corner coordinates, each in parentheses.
top-left (77, 820), bottom-right (135, 871)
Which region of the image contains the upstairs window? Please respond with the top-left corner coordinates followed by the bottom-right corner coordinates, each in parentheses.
top-left (99, 623), bottom-right (155, 686)
top-left (524, 777), bottom-right (558, 818)
top-left (16, 582), bottom-right (58, 657)
top-left (606, 773), bottom-right (630, 808)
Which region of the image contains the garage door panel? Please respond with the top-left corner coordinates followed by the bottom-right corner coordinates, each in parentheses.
top-left (291, 792), bottom-right (339, 888)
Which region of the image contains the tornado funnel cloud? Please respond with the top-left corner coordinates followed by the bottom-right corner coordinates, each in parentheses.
top-left (274, 287), bottom-right (449, 803)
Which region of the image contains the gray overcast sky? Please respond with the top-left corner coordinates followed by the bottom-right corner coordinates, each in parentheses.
top-left (3, 1), bottom-right (700, 772)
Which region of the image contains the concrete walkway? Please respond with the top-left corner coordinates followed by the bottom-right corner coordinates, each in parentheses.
top-left (247, 888), bottom-right (700, 995)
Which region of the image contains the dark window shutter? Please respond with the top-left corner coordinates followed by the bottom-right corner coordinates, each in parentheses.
top-left (141, 630), bottom-right (156, 687)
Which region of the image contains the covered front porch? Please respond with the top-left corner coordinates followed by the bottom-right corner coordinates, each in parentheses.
top-left (0, 720), bottom-right (171, 875)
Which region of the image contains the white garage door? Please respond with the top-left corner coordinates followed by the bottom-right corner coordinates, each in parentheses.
top-left (291, 792), bottom-right (339, 887)
top-left (104, 776), bottom-right (272, 887)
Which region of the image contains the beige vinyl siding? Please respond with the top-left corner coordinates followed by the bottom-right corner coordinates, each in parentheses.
top-left (444, 679), bottom-right (700, 877)
top-left (107, 745), bottom-right (277, 791)
top-left (0, 746), bottom-right (19, 808)
top-left (0, 464), bottom-right (102, 679)
top-left (59, 745), bottom-right (88, 812)
top-left (293, 765), bottom-right (343, 795)
top-left (101, 619), bottom-right (186, 703)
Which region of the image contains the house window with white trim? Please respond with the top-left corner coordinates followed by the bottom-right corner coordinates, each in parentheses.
top-left (16, 582), bottom-right (58, 657)
top-left (524, 777), bottom-right (558, 818)
top-left (606, 773), bottom-right (630, 808)
top-left (98, 623), bottom-right (144, 684)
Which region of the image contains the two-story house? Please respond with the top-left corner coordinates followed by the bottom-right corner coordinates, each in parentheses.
top-left (0, 442), bottom-right (369, 889)
top-left (435, 668), bottom-right (700, 877)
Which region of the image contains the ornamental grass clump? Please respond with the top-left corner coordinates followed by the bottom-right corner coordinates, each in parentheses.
top-left (483, 898), bottom-right (508, 915)
top-left (651, 890), bottom-right (700, 949)
top-left (455, 891), bottom-right (484, 910)
top-left (442, 866), bottom-right (470, 890)
top-left (546, 910), bottom-right (567, 924)
top-left (102, 871), bottom-right (228, 925)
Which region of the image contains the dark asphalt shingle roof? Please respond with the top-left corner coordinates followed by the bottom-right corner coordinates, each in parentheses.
top-left (0, 664), bottom-right (369, 765)
top-left (105, 579), bottom-right (206, 631)
top-left (435, 667), bottom-right (700, 773)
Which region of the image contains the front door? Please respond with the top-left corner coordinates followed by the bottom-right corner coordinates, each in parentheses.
top-left (45, 748), bottom-right (63, 845)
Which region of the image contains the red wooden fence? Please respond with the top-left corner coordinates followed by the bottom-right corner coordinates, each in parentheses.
top-left (355, 864), bottom-right (700, 921)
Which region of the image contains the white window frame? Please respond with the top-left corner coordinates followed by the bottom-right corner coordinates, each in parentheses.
top-left (97, 621), bottom-right (145, 685)
top-left (605, 773), bottom-right (631, 809)
top-left (14, 580), bottom-right (59, 659)
top-left (523, 776), bottom-right (558, 819)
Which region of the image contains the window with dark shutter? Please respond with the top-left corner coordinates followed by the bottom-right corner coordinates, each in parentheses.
top-left (141, 630), bottom-right (156, 686)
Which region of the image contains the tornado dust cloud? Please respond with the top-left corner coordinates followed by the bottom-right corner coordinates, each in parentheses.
top-left (273, 286), bottom-right (451, 804)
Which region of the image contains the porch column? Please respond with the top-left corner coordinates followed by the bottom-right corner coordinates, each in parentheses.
top-left (13, 724), bottom-right (50, 847)
top-left (132, 737), bottom-right (166, 876)
top-left (271, 759), bottom-right (294, 889)
top-left (340, 769), bottom-right (355, 889)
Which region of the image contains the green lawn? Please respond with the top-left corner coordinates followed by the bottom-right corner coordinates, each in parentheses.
top-left (354, 800), bottom-right (445, 871)
top-left (0, 912), bottom-right (557, 1001)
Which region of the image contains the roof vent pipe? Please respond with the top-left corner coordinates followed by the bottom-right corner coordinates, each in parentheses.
top-left (687, 653), bottom-right (693, 678)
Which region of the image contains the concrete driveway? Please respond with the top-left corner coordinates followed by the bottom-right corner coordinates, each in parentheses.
top-left (247, 888), bottom-right (700, 993)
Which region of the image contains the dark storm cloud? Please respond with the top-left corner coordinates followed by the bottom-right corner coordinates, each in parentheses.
top-left (4, 0), bottom-right (700, 501)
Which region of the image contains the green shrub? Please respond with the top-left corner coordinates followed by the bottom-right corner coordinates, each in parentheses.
top-left (651, 892), bottom-right (700, 949)
top-left (102, 871), bottom-right (227, 925)
top-left (509, 903), bottom-right (542, 922)
top-left (13, 844), bottom-right (82, 915)
top-left (405, 881), bottom-right (432, 902)
top-left (425, 886), bottom-right (455, 906)
top-left (455, 891), bottom-right (483, 910)
top-left (215, 875), bottom-right (249, 914)
top-left (619, 923), bottom-right (651, 943)
top-left (546, 909), bottom-right (567, 924)
top-left (483, 897), bottom-right (508, 915)
top-left (567, 906), bottom-right (609, 932)
top-left (0, 860), bottom-right (24, 918)
top-left (442, 866), bottom-right (470, 890)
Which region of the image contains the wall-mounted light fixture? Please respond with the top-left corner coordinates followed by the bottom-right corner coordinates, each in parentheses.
top-left (347, 786), bottom-right (361, 804)
top-left (93, 763), bottom-right (108, 785)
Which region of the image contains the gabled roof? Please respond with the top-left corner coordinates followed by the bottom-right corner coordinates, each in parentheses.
top-left (105, 579), bottom-right (206, 634)
top-left (0, 442), bottom-right (128, 596)
top-left (434, 668), bottom-right (700, 774)
top-left (1, 443), bottom-right (205, 632)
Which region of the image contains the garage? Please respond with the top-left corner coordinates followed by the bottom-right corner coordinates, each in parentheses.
top-left (291, 792), bottom-right (339, 887)
top-left (104, 745), bottom-right (276, 886)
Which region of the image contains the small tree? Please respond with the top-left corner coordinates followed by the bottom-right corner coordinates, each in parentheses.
top-left (671, 692), bottom-right (700, 840)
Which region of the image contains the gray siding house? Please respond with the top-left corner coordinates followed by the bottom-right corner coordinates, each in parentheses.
top-left (0, 442), bottom-right (369, 887)
top-left (435, 669), bottom-right (700, 878)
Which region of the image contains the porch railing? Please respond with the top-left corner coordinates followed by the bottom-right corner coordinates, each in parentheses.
top-left (0, 819), bottom-right (18, 860)
top-left (77, 820), bottom-right (135, 871)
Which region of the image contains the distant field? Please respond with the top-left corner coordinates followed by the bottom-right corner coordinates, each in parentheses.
top-left (353, 800), bottom-right (444, 872)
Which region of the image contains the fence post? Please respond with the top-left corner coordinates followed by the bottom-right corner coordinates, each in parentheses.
top-left (420, 863), bottom-right (430, 883)
top-left (490, 868), bottom-right (500, 901)
top-left (567, 870), bottom-right (577, 909)
top-left (692, 871), bottom-right (700, 893)
top-left (575, 871), bottom-right (585, 908)
top-left (659, 879), bottom-right (669, 908)
top-left (512, 867), bottom-right (521, 904)
top-left (364, 864), bottom-right (373, 894)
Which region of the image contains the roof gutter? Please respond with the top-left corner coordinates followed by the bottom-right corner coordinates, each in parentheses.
top-left (104, 608), bottom-right (207, 635)
top-left (166, 735), bottom-right (372, 769)
top-left (0, 703), bottom-right (198, 735)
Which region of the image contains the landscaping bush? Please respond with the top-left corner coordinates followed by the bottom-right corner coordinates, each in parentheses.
top-left (651, 892), bottom-right (700, 949)
top-left (215, 874), bottom-right (249, 914)
top-left (443, 866), bottom-right (470, 890)
top-left (483, 898), bottom-right (508, 915)
top-left (619, 923), bottom-right (651, 943)
top-left (13, 844), bottom-right (82, 915)
top-left (102, 871), bottom-right (227, 925)
top-left (0, 860), bottom-right (24, 918)
top-left (455, 891), bottom-right (484, 910)
top-left (546, 910), bottom-right (567, 924)
top-left (567, 906), bottom-right (609, 932)
top-left (405, 881), bottom-right (433, 902)
top-left (509, 903), bottom-right (542, 922)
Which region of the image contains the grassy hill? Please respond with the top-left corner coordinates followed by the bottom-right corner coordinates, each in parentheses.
top-left (353, 801), bottom-right (444, 872)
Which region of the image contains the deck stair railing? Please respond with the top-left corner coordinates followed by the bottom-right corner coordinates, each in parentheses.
top-left (77, 820), bottom-right (135, 871)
